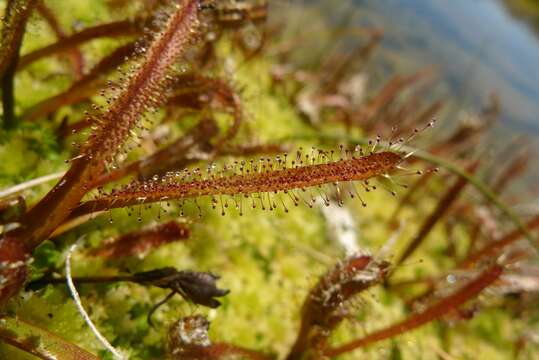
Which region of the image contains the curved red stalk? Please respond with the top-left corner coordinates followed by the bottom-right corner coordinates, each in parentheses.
top-left (23, 41), bottom-right (137, 122)
top-left (17, 18), bottom-right (143, 70)
top-left (35, 1), bottom-right (85, 78)
top-left (325, 264), bottom-right (503, 357)
top-left (460, 215), bottom-right (539, 268)
top-left (88, 220), bottom-right (190, 258)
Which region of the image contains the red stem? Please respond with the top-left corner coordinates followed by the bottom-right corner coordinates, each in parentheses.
top-left (23, 41), bottom-right (137, 122)
top-left (460, 215), bottom-right (539, 268)
top-left (17, 18), bottom-right (142, 70)
top-left (396, 161), bottom-right (479, 264)
top-left (35, 1), bottom-right (85, 78)
top-left (325, 264), bottom-right (503, 357)
top-left (0, 0), bottom-right (37, 128)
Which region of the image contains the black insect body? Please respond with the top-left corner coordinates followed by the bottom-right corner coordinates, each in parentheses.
top-left (131, 267), bottom-right (230, 326)
top-left (28, 267), bottom-right (230, 326)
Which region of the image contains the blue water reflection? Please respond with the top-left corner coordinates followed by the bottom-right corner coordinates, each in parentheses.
top-left (355, 0), bottom-right (539, 134)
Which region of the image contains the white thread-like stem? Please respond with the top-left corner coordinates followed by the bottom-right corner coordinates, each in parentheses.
top-left (65, 242), bottom-right (127, 360)
top-left (0, 171), bottom-right (65, 199)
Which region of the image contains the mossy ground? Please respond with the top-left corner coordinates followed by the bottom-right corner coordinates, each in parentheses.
top-left (0, 1), bottom-right (537, 359)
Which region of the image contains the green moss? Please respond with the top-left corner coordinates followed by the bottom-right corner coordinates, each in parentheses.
top-left (0, 1), bottom-right (536, 359)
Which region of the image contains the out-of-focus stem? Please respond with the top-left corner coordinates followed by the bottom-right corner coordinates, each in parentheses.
top-left (0, 0), bottom-right (37, 128)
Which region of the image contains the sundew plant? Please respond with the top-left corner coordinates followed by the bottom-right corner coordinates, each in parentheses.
top-left (0, 0), bottom-right (538, 359)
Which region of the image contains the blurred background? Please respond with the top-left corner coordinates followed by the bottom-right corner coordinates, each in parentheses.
top-left (275, 0), bottom-right (539, 189)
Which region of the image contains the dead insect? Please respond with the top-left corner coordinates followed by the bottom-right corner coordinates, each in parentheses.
top-left (27, 267), bottom-right (230, 327)
top-left (133, 268), bottom-right (230, 326)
